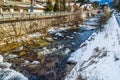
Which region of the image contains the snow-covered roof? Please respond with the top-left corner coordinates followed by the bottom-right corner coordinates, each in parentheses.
top-left (90, 0), bottom-right (113, 5)
top-left (35, 4), bottom-right (45, 8)
top-left (16, 4), bottom-right (45, 9)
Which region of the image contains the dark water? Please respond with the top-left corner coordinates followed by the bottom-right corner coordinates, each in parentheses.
top-left (53, 29), bottom-right (94, 52)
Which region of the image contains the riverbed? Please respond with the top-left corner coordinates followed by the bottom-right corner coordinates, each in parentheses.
top-left (0, 13), bottom-right (103, 80)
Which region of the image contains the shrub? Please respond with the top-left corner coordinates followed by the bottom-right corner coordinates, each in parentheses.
top-left (45, 0), bottom-right (53, 12)
top-left (100, 7), bottom-right (112, 25)
top-left (73, 3), bottom-right (79, 12)
top-left (94, 47), bottom-right (99, 53)
top-left (117, 1), bottom-right (120, 11)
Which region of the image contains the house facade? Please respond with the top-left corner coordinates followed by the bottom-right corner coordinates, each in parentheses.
top-left (90, 0), bottom-right (113, 6)
top-left (113, 0), bottom-right (119, 6)
top-left (0, 0), bottom-right (45, 14)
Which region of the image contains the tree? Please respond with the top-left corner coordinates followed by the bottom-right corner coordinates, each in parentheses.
top-left (54, 0), bottom-right (59, 12)
top-left (62, 0), bottom-right (66, 11)
top-left (67, 0), bottom-right (71, 11)
top-left (59, 0), bottom-right (66, 11)
top-left (77, 0), bottom-right (85, 3)
top-left (92, 2), bottom-right (99, 9)
top-left (45, 0), bottom-right (53, 12)
top-left (73, 2), bottom-right (79, 12)
top-left (117, 1), bottom-right (120, 11)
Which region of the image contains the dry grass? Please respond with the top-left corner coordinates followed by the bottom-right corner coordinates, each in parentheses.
top-left (77, 75), bottom-right (84, 80)
top-left (0, 42), bottom-right (21, 53)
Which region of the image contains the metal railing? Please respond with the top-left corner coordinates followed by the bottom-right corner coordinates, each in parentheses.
top-left (0, 12), bottom-right (72, 19)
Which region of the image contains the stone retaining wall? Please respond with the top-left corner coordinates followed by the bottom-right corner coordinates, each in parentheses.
top-left (0, 12), bottom-right (81, 43)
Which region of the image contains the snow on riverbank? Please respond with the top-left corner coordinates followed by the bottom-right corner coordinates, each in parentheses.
top-left (65, 13), bottom-right (120, 80)
top-left (0, 55), bottom-right (28, 80)
top-left (48, 26), bottom-right (71, 34)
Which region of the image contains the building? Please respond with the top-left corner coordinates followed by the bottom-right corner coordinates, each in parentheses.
top-left (113, 0), bottom-right (119, 6)
top-left (90, 0), bottom-right (113, 6)
top-left (0, 0), bottom-right (45, 14)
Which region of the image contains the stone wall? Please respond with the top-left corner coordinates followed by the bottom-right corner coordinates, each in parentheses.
top-left (0, 12), bottom-right (80, 43)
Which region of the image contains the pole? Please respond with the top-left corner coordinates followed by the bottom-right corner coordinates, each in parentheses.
top-left (30, 0), bottom-right (34, 12)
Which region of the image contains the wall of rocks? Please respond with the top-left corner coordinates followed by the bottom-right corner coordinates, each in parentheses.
top-left (0, 12), bottom-right (81, 43)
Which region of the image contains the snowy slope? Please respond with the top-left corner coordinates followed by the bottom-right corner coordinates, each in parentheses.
top-left (65, 13), bottom-right (120, 80)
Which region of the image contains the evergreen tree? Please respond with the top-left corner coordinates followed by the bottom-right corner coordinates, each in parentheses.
top-left (54, 0), bottom-right (59, 12)
top-left (73, 0), bottom-right (76, 3)
top-left (63, 0), bottom-right (66, 11)
top-left (92, 2), bottom-right (99, 9)
top-left (117, 1), bottom-right (120, 11)
top-left (77, 0), bottom-right (85, 3)
top-left (45, 0), bottom-right (53, 12)
top-left (76, 0), bottom-right (89, 4)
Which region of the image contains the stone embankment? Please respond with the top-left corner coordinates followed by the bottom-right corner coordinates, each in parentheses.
top-left (0, 12), bottom-right (81, 45)
top-left (0, 10), bottom-right (98, 44)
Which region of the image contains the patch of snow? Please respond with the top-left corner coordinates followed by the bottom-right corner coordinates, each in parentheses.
top-left (0, 55), bottom-right (28, 80)
top-left (1, 69), bottom-right (28, 80)
top-left (48, 27), bottom-right (71, 34)
top-left (64, 48), bottom-right (71, 55)
top-left (77, 32), bottom-right (82, 35)
top-left (7, 54), bottom-right (18, 59)
top-left (80, 25), bottom-right (97, 30)
top-left (0, 55), bottom-right (3, 62)
top-left (66, 36), bottom-right (74, 39)
top-left (53, 37), bottom-right (58, 40)
top-left (46, 37), bottom-right (54, 42)
top-left (84, 21), bottom-right (99, 26)
top-left (0, 62), bottom-right (11, 69)
top-left (35, 4), bottom-right (45, 9)
top-left (17, 33), bottom-right (43, 43)
top-left (14, 46), bottom-right (24, 51)
top-left (58, 45), bottom-right (64, 49)
top-left (51, 48), bottom-right (57, 52)
top-left (55, 32), bottom-right (64, 37)
top-left (42, 47), bottom-right (50, 55)
top-left (71, 42), bottom-right (76, 45)
top-left (24, 60), bottom-right (30, 65)
top-left (32, 61), bottom-right (40, 65)
top-left (89, 18), bottom-right (99, 22)
top-left (73, 32), bottom-right (77, 34)
top-left (28, 33), bottom-right (43, 38)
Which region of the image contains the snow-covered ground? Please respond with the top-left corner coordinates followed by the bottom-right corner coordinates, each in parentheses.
top-left (65, 13), bottom-right (120, 80)
top-left (48, 26), bottom-right (71, 34)
top-left (0, 55), bottom-right (28, 80)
